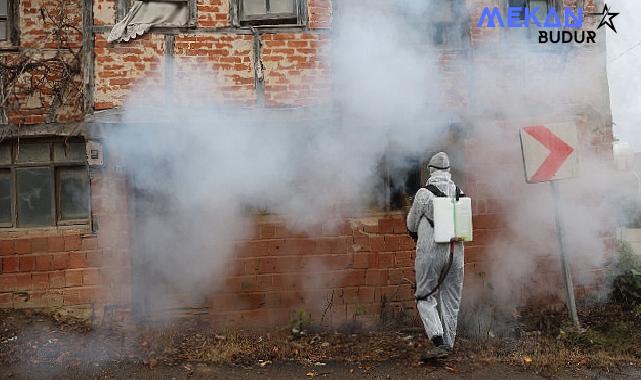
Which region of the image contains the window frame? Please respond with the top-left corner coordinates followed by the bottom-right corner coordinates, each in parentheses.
top-left (0, 0), bottom-right (8, 42)
top-left (232, 0), bottom-right (308, 27)
top-left (127, 0), bottom-right (197, 27)
top-left (0, 138), bottom-right (91, 229)
top-left (503, 0), bottom-right (557, 41)
top-left (505, 0), bottom-right (556, 23)
top-left (0, 0), bottom-right (19, 46)
top-left (55, 165), bottom-right (92, 226)
top-left (428, 0), bottom-right (470, 49)
top-left (0, 168), bottom-right (13, 228)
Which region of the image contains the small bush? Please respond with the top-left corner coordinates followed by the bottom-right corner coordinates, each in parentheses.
top-left (612, 243), bottom-right (641, 307)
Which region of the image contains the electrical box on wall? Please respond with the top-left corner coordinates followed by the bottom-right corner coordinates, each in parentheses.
top-left (86, 140), bottom-right (104, 167)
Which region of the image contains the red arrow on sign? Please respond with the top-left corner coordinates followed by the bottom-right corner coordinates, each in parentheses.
top-left (523, 125), bottom-right (575, 182)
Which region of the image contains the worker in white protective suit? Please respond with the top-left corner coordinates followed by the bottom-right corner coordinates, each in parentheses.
top-left (406, 152), bottom-right (465, 360)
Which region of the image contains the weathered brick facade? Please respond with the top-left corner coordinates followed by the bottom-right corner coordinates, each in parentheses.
top-left (209, 216), bottom-right (417, 328)
top-left (0, 0), bottom-right (84, 125)
top-left (94, 32), bottom-right (165, 110)
top-left (0, 168), bottom-right (131, 322)
top-left (173, 34), bottom-right (256, 104)
top-left (261, 33), bottom-right (330, 107)
top-left (0, 0), bottom-right (614, 329)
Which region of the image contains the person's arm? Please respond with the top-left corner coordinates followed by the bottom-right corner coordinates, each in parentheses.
top-left (407, 189), bottom-right (428, 233)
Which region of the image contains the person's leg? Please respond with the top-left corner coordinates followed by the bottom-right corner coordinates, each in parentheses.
top-left (439, 246), bottom-right (465, 349)
top-left (417, 297), bottom-right (443, 339)
top-left (415, 249), bottom-right (446, 340)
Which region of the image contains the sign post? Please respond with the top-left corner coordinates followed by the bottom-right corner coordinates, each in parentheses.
top-left (520, 123), bottom-right (581, 329)
top-left (550, 181), bottom-right (580, 327)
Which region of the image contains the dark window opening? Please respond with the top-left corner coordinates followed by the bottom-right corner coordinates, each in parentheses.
top-left (376, 123), bottom-right (468, 212)
top-left (375, 154), bottom-right (422, 212)
top-left (0, 138), bottom-right (90, 229)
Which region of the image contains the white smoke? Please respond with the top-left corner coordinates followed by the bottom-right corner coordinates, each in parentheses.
top-left (104, 0), bottom-right (453, 314)
top-left (608, 0), bottom-right (641, 150)
top-left (104, 0), bottom-right (625, 327)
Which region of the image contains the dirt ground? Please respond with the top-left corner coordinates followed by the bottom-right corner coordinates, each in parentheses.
top-left (2, 361), bottom-right (641, 380)
top-left (1, 304), bottom-right (640, 379)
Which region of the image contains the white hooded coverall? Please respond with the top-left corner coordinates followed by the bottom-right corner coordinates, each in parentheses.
top-left (406, 167), bottom-right (464, 349)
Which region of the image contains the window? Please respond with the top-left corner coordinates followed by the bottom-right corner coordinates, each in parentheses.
top-left (0, 138), bottom-right (90, 228)
top-left (508, 0), bottom-right (551, 23)
top-left (373, 154), bottom-right (422, 212)
top-left (123, 0), bottom-right (195, 24)
top-left (375, 123), bottom-right (467, 212)
top-left (236, 0), bottom-right (306, 26)
top-left (427, 0), bottom-right (469, 48)
top-left (0, 0), bottom-right (11, 41)
top-left (506, 0), bottom-right (553, 41)
top-left (109, 0), bottom-right (194, 42)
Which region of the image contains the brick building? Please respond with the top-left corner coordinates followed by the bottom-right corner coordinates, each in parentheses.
top-left (0, 0), bottom-right (614, 328)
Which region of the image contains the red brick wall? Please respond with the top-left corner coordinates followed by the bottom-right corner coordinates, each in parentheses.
top-left (197, 0), bottom-right (230, 27)
top-left (94, 0), bottom-right (116, 26)
top-left (0, 170), bottom-right (131, 321)
top-left (261, 33), bottom-right (331, 107)
top-left (94, 33), bottom-right (165, 110)
top-left (20, 0), bottom-right (83, 49)
top-left (173, 34), bottom-right (256, 105)
top-left (209, 214), bottom-right (417, 328)
top-left (0, 0), bottom-right (84, 125)
top-left (308, 0), bottom-right (332, 29)
top-left (90, 0), bottom-right (333, 110)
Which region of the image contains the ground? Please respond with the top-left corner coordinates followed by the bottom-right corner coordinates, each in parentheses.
top-left (1, 304), bottom-right (640, 379)
top-left (3, 361), bottom-right (641, 380)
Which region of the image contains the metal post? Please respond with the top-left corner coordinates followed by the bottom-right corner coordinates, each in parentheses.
top-left (550, 181), bottom-right (580, 329)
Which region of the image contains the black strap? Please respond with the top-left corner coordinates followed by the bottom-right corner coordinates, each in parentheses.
top-left (425, 184), bottom-right (447, 198)
top-left (416, 241), bottom-right (456, 302)
top-left (425, 184), bottom-right (465, 200)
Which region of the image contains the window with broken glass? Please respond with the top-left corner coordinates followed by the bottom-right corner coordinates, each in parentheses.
top-left (234, 0), bottom-right (306, 26)
top-left (0, 138), bottom-right (90, 228)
